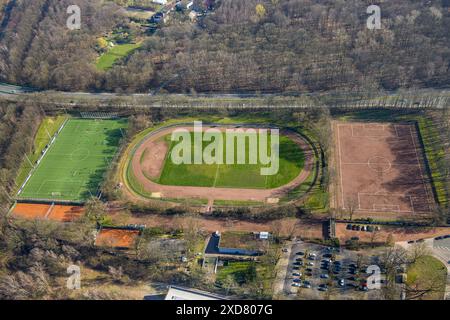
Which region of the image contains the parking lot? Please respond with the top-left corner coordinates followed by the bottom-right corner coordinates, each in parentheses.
top-left (282, 241), bottom-right (385, 300)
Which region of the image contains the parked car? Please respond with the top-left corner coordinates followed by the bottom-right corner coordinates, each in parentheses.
top-left (292, 282), bottom-right (301, 287)
top-left (318, 284), bottom-right (328, 291)
top-left (296, 251), bottom-right (305, 255)
top-left (303, 281), bottom-right (312, 288)
top-left (293, 272), bottom-right (302, 277)
top-left (407, 240), bottom-right (415, 244)
top-left (338, 279), bottom-right (345, 286)
top-left (307, 262), bottom-right (315, 266)
top-left (347, 224), bottom-right (352, 230)
top-left (320, 274), bottom-right (329, 279)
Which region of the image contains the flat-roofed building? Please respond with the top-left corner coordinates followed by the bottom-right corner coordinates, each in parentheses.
top-left (165, 285), bottom-right (226, 300)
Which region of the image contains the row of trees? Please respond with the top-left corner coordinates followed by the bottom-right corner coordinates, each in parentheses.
top-left (1, 0), bottom-right (449, 93)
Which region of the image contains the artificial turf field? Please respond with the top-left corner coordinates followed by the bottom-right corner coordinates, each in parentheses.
top-left (155, 133), bottom-right (305, 189)
top-left (18, 118), bottom-right (127, 202)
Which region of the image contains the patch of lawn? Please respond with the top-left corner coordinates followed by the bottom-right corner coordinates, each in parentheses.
top-left (15, 116), bottom-right (67, 191)
top-left (157, 133), bottom-right (304, 189)
top-left (406, 255), bottom-right (447, 300)
top-left (96, 43), bottom-right (141, 71)
top-left (216, 261), bottom-right (257, 285)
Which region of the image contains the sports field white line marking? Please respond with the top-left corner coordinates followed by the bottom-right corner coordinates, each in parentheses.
top-left (357, 192), bottom-right (415, 214)
top-left (341, 162), bottom-right (420, 167)
top-left (409, 126), bottom-right (432, 212)
top-left (373, 204), bottom-right (400, 212)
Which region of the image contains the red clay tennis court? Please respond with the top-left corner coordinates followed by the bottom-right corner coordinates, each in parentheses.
top-left (95, 228), bottom-right (140, 249)
top-left (334, 122), bottom-right (434, 219)
top-left (11, 203), bottom-right (84, 222)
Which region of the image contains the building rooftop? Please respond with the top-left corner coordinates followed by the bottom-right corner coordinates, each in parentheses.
top-left (165, 285), bottom-right (227, 300)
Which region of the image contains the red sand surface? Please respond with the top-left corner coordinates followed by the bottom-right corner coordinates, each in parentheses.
top-left (47, 205), bottom-right (84, 222)
top-left (12, 203), bottom-right (83, 222)
top-left (12, 203), bottom-right (50, 219)
top-left (95, 229), bottom-right (140, 248)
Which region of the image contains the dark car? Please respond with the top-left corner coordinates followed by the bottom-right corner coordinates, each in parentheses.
top-left (318, 284), bottom-right (328, 291)
top-left (296, 251), bottom-right (305, 255)
top-left (407, 240), bottom-right (415, 244)
top-left (346, 224), bottom-right (352, 230)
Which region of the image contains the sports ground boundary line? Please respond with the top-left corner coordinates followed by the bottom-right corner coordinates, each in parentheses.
top-left (44, 202), bottom-right (55, 219)
top-left (357, 192), bottom-right (415, 214)
top-left (17, 118), bottom-right (69, 197)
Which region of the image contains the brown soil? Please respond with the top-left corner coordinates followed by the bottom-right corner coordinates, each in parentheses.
top-left (95, 229), bottom-right (140, 248)
top-left (333, 121), bottom-right (434, 220)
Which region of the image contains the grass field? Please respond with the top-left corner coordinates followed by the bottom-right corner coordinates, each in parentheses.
top-left (155, 133), bottom-right (304, 189)
top-left (96, 43), bottom-right (141, 71)
top-left (18, 118), bottom-right (127, 202)
top-left (15, 116), bottom-right (68, 190)
top-left (216, 261), bottom-right (257, 285)
top-left (406, 255), bottom-right (447, 300)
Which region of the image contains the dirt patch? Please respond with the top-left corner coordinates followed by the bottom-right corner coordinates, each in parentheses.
top-left (107, 210), bottom-right (324, 240)
top-left (127, 125), bottom-right (315, 203)
top-left (333, 121), bottom-right (434, 220)
top-left (95, 228), bottom-right (140, 248)
top-left (138, 138), bottom-right (168, 179)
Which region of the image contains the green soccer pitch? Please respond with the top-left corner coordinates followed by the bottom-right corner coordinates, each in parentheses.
top-left (155, 133), bottom-right (305, 189)
top-left (17, 118), bottom-right (127, 202)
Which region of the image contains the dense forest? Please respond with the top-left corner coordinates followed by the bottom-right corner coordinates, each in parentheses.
top-left (0, 0), bottom-right (449, 93)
